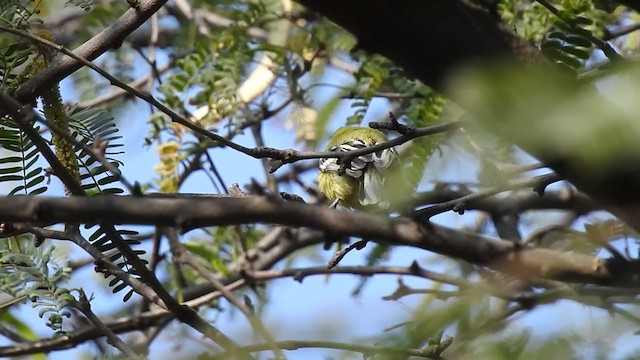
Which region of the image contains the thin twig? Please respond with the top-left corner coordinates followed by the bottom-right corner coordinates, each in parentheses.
top-left (245, 262), bottom-right (468, 287)
top-left (13, 221), bottom-right (247, 356)
top-left (75, 62), bottom-right (172, 109)
top-left (139, 228), bottom-right (164, 313)
top-left (165, 228), bottom-right (285, 359)
top-left (99, 225), bottom-right (252, 357)
top-left (23, 225), bottom-right (170, 309)
top-left (413, 173), bottom-right (563, 219)
top-left (72, 290), bottom-right (140, 359)
top-left (204, 151), bottom-right (229, 194)
top-left (327, 239), bottom-right (368, 269)
top-left (209, 339), bottom-right (447, 360)
top-left (251, 123), bottom-right (278, 192)
top-left (0, 26), bottom-right (458, 171)
top-left (604, 22), bottom-right (640, 40)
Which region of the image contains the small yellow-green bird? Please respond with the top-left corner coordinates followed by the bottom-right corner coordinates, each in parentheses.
top-left (317, 127), bottom-right (398, 209)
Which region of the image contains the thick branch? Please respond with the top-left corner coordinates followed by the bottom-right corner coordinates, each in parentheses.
top-left (14, 0), bottom-right (168, 103)
top-left (1, 195), bottom-right (639, 287)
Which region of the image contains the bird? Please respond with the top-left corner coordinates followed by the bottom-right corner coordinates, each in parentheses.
top-left (317, 126), bottom-right (398, 209)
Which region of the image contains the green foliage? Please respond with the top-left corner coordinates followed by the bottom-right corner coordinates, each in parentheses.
top-left (346, 54), bottom-right (390, 125)
top-left (374, 291), bottom-right (608, 360)
top-left (539, 1), bottom-right (603, 73)
top-left (499, 0), bottom-right (614, 73)
top-left (159, 41), bottom-right (249, 128)
top-left (157, 4), bottom-right (264, 131)
top-left (0, 106), bottom-right (124, 196)
top-left (0, 3), bottom-right (128, 198)
top-left (89, 227), bottom-right (143, 302)
top-left (0, 119), bottom-right (47, 195)
top-left (182, 226), bottom-right (265, 279)
top-left (67, 107), bottom-right (124, 195)
top-left (0, 0), bottom-right (40, 29)
top-left (0, 0), bottom-right (40, 91)
top-left (0, 40), bottom-right (30, 91)
top-left (66, 107), bottom-right (143, 301)
top-left (287, 17), bottom-right (357, 64)
top-left (403, 94), bottom-right (447, 191)
top-left (0, 0), bottom-right (145, 328)
top-left (0, 310), bottom-right (38, 341)
top-left (476, 137), bottom-right (518, 186)
top-left (0, 237), bottom-right (73, 336)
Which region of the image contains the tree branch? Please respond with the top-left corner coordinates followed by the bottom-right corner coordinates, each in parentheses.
top-left (165, 228), bottom-right (284, 359)
top-left (413, 173), bottom-right (563, 219)
top-left (1, 195), bottom-right (639, 287)
top-left (211, 339), bottom-right (448, 360)
top-left (71, 290), bottom-right (140, 359)
top-left (14, 0), bottom-right (168, 103)
top-left (415, 187), bottom-right (597, 215)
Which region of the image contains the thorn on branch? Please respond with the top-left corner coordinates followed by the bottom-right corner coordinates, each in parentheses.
top-left (327, 240), bottom-right (369, 269)
top-left (383, 321), bottom-right (413, 332)
top-left (93, 259), bottom-right (109, 275)
top-left (132, 182), bottom-right (143, 196)
top-left (229, 183), bottom-right (245, 196)
top-left (292, 270), bottom-right (305, 283)
top-left (268, 159), bottom-right (284, 173)
top-left (452, 201), bottom-right (466, 215)
top-left (247, 178), bottom-right (267, 195)
top-left (34, 233), bottom-right (45, 247)
top-left (280, 192), bottom-right (305, 203)
top-left (126, 0), bottom-right (140, 10)
top-left (369, 112), bottom-right (414, 135)
top-left (532, 174), bottom-right (560, 197)
top-left (409, 260), bottom-right (422, 274)
top-left (382, 278), bottom-right (411, 301)
top-left (243, 295), bottom-right (255, 315)
top-left (44, 167), bottom-right (53, 184)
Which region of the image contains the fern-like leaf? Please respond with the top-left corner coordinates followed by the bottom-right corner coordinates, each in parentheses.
top-left (67, 107), bottom-right (124, 195)
top-left (0, 236), bottom-right (73, 335)
top-left (0, 119), bottom-right (47, 195)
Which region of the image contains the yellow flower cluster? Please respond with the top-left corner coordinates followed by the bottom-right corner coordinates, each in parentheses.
top-left (154, 141), bottom-right (181, 193)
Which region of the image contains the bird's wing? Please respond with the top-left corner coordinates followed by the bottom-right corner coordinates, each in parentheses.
top-left (319, 140), bottom-right (398, 178)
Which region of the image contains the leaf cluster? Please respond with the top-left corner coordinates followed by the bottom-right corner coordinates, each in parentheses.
top-left (0, 237), bottom-right (73, 335)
